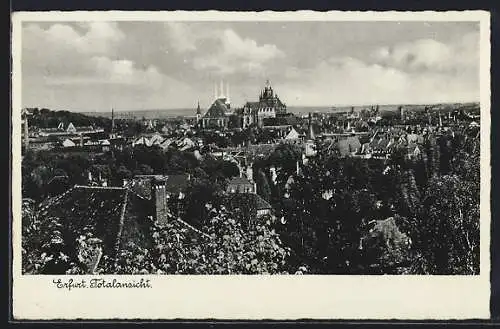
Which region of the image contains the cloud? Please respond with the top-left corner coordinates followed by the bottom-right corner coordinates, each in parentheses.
top-left (371, 32), bottom-right (479, 73)
top-left (22, 22), bottom-right (196, 110)
top-left (21, 21), bottom-right (479, 110)
top-left (164, 22), bottom-right (199, 53)
top-left (24, 22), bottom-right (124, 56)
top-left (276, 32), bottom-right (479, 106)
top-left (192, 29), bottom-right (284, 75)
top-left (279, 54), bottom-right (478, 106)
top-left (43, 56), bottom-right (165, 89)
top-left (162, 24), bottom-right (285, 75)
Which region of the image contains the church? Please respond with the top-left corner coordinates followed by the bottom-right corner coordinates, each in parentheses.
top-left (238, 80), bottom-right (287, 128)
top-left (199, 81), bottom-right (233, 130)
top-left (198, 80), bottom-right (288, 130)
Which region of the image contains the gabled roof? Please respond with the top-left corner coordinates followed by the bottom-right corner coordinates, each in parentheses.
top-left (133, 136), bottom-right (152, 147)
top-left (254, 194), bottom-right (272, 210)
top-left (284, 127), bottom-right (300, 140)
top-left (159, 138), bottom-right (174, 149)
top-left (337, 136), bottom-right (361, 156)
top-left (227, 193), bottom-right (273, 212)
top-left (149, 134), bottom-right (164, 145)
top-left (204, 99), bottom-right (229, 118)
top-left (125, 174), bottom-right (191, 197)
top-left (244, 101), bottom-right (261, 110)
top-left (62, 139), bottom-right (76, 147)
top-left (37, 185), bottom-right (151, 260)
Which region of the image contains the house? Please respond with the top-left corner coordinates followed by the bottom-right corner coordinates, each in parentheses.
top-left (36, 185), bottom-right (152, 273)
top-left (407, 143), bottom-right (421, 159)
top-left (149, 133), bottom-right (164, 146)
top-left (124, 174), bottom-right (191, 200)
top-left (132, 136), bottom-right (152, 147)
top-left (159, 138), bottom-right (175, 151)
top-left (124, 174), bottom-right (192, 217)
top-left (100, 139), bottom-right (111, 152)
top-left (227, 193), bottom-right (273, 222)
top-left (35, 183), bottom-right (208, 274)
top-left (62, 138), bottom-right (76, 148)
top-left (38, 122), bottom-right (104, 138)
top-left (284, 127), bottom-right (300, 140)
top-left (337, 136), bottom-right (361, 157)
top-left (226, 176), bottom-right (256, 194)
top-left (175, 137), bottom-right (196, 151)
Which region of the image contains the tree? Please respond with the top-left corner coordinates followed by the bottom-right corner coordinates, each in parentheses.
top-left (101, 205), bottom-right (290, 275)
top-left (359, 216), bottom-right (412, 274)
top-left (22, 200), bottom-right (84, 274)
top-left (256, 169), bottom-right (272, 202)
top-left (413, 175), bottom-right (479, 274)
top-left (183, 177), bottom-right (224, 228)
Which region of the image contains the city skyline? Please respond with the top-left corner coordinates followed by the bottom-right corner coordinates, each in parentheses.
top-left (21, 21), bottom-right (480, 111)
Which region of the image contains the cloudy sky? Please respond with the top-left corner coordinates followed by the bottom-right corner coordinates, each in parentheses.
top-left (21, 21), bottom-right (480, 112)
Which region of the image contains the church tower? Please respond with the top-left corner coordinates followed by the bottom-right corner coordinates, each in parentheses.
top-left (196, 101), bottom-right (202, 122)
top-left (110, 107), bottom-right (116, 138)
top-left (305, 112), bottom-right (317, 157)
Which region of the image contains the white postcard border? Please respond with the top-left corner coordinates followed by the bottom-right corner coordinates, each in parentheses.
top-left (11, 10), bottom-right (491, 320)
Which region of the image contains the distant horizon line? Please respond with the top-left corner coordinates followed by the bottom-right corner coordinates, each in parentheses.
top-left (23, 101), bottom-right (480, 113)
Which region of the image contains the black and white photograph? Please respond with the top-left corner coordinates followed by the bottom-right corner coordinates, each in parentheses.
top-left (11, 10), bottom-right (491, 320)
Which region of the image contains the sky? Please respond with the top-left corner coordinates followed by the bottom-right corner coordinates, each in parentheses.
top-left (21, 21), bottom-right (480, 112)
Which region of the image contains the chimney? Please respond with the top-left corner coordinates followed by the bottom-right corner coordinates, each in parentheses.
top-left (152, 178), bottom-right (168, 226)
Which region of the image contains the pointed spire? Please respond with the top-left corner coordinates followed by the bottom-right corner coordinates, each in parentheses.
top-left (196, 101), bottom-right (201, 115)
top-left (111, 107), bottom-right (115, 133)
top-left (214, 83), bottom-right (218, 100)
top-left (226, 83), bottom-right (230, 102)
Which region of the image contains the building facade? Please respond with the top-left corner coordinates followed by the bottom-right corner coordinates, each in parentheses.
top-left (239, 80), bottom-right (287, 128)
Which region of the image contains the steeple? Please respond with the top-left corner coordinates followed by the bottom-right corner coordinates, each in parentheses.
top-left (111, 108), bottom-right (115, 134)
top-left (196, 101), bottom-right (202, 122)
top-left (307, 112), bottom-right (315, 140)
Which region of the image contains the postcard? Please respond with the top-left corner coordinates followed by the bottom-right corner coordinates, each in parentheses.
top-left (11, 10), bottom-right (491, 320)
